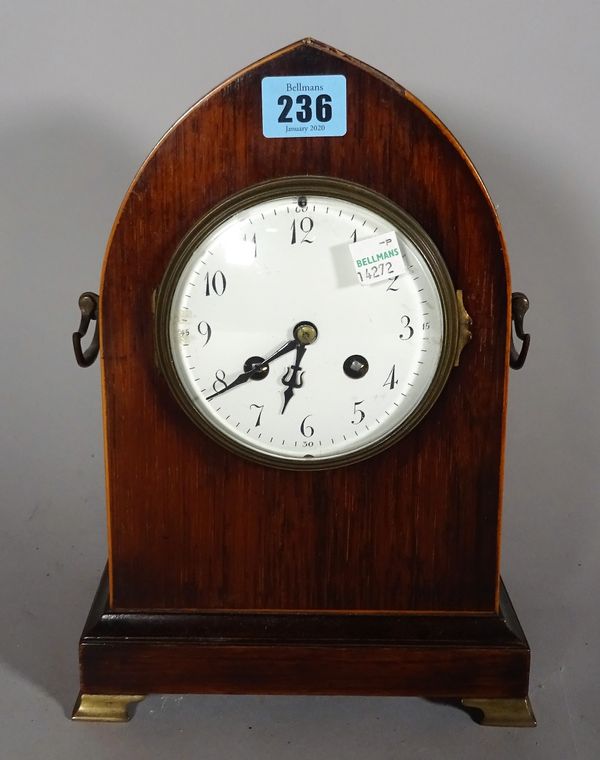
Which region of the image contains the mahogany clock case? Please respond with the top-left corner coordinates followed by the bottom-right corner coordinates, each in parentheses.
top-left (74, 39), bottom-right (533, 722)
top-left (100, 39), bottom-right (508, 615)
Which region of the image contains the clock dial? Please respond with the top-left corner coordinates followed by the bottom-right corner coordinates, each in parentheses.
top-left (157, 179), bottom-right (458, 468)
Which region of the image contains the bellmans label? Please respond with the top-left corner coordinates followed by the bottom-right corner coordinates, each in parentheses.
top-left (349, 231), bottom-right (407, 285)
top-left (261, 75), bottom-right (347, 138)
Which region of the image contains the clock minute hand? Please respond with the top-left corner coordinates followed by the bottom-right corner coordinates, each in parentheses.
top-left (260, 337), bottom-right (300, 367)
top-left (206, 338), bottom-right (298, 401)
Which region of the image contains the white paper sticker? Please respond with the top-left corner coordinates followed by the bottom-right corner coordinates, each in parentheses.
top-left (349, 231), bottom-right (406, 285)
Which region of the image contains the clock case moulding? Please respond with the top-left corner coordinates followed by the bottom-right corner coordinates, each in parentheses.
top-left (72, 39), bottom-right (535, 726)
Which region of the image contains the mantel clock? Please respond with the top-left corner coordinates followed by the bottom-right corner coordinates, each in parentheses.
top-left (71, 40), bottom-right (534, 726)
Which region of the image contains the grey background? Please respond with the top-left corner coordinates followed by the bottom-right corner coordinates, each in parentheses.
top-left (1, 1), bottom-right (598, 757)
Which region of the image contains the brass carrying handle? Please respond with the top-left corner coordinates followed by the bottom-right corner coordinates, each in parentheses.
top-left (73, 292), bottom-right (99, 367)
top-left (510, 292), bottom-right (530, 370)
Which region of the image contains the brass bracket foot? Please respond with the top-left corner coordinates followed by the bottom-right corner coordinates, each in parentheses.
top-left (461, 697), bottom-right (537, 727)
top-left (71, 693), bottom-right (146, 722)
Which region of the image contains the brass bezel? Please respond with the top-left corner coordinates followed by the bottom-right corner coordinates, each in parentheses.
top-left (155, 176), bottom-right (460, 470)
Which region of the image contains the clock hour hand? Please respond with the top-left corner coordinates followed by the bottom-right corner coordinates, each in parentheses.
top-left (206, 338), bottom-right (298, 401)
top-left (279, 321), bottom-right (319, 414)
top-left (281, 342), bottom-right (307, 414)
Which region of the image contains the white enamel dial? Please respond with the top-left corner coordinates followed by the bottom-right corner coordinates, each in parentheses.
top-left (159, 182), bottom-right (456, 468)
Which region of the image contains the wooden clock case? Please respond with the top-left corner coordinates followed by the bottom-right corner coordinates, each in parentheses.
top-left (73, 39), bottom-right (534, 726)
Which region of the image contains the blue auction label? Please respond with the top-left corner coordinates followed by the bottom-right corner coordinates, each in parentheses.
top-left (261, 75), bottom-right (347, 138)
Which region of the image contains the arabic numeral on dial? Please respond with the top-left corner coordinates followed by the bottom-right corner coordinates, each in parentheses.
top-left (315, 94), bottom-right (332, 122)
top-left (352, 400), bottom-right (366, 424)
top-left (212, 369), bottom-right (227, 392)
top-left (243, 231), bottom-right (257, 256)
top-left (386, 276), bottom-right (400, 292)
top-left (250, 403), bottom-right (264, 427)
top-left (399, 315), bottom-right (414, 340)
top-left (290, 217), bottom-right (314, 244)
top-left (300, 414), bottom-right (314, 437)
top-left (197, 321), bottom-right (212, 346)
top-left (277, 95), bottom-right (293, 123)
top-left (204, 270), bottom-right (226, 296)
top-left (383, 365), bottom-right (397, 389)
top-left (350, 228), bottom-right (357, 243)
top-left (423, 321), bottom-right (430, 330)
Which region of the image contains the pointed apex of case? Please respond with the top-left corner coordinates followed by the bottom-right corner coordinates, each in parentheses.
top-left (274, 38), bottom-right (347, 57)
top-left (296, 38), bottom-right (332, 48)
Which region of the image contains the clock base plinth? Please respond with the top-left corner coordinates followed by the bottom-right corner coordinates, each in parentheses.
top-left (71, 693), bottom-right (145, 722)
top-left (75, 569), bottom-right (533, 726)
top-left (460, 697), bottom-right (537, 727)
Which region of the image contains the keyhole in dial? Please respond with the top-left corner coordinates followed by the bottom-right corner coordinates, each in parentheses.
top-left (343, 354), bottom-right (369, 378)
top-left (243, 356), bottom-right (269, 379)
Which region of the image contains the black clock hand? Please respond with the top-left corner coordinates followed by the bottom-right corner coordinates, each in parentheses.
top-left (281, 342), bottom-right (307, 414)
top-left (206, 338), bottom-right (298, 401)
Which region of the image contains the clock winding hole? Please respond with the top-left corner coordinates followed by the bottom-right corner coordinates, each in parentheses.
top-left (343, 354), bottom-right (369, 378)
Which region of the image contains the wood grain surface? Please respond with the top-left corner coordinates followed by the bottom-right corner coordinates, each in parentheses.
top-left (100, 39), bottom-right (511, 613)
top-left (79, 571), bottom-right (530, 699)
